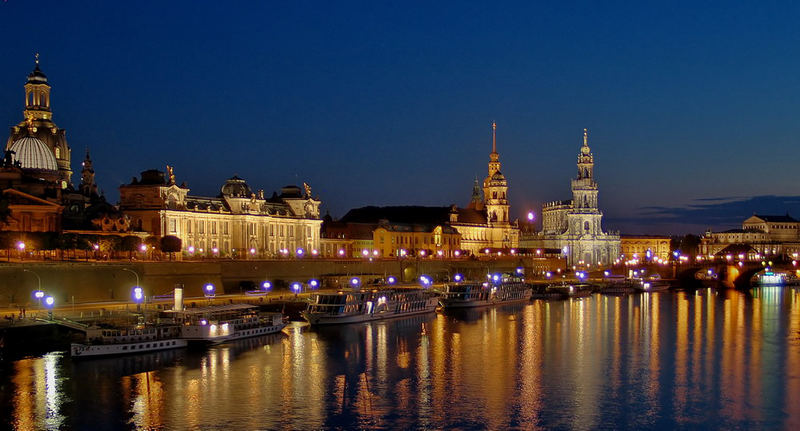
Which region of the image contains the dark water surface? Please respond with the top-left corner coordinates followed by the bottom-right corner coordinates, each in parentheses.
top-left (1, 288), bottom-right (799, 430)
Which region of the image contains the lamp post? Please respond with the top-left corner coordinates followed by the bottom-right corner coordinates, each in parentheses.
top-left (121, 268), bottom-right (142, 309)
top-left (23, 268), bottom-right (42, 295)
top-left (44, 295), bottom-right (54, 320)
top-left (17, 241), bottom-right (25, 261)
top-left (132, 286), bottom-right (144, 312)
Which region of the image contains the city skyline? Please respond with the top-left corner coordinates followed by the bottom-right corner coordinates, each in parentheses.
top-left (2, 1), bottom-right (800, 235)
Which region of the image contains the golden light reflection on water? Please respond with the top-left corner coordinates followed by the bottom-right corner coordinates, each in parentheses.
top-left (5, 288), bottom-right (800, 429)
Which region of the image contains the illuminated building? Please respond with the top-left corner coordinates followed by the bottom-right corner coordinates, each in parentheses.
top-left (450, 122), bottom-right (520, 254)
top-left (700, 214), bottom-right (800, 257)
top-left (320, 122), bottom-right (519, 257)
top-left (620, 235), bottom-right (671, 261)
top-left (2, 57), bottom-right (121, 235)
top-left (530, 129), bottom-right (620, 266)
top-left (5, 54), bottom-right (72, 188)
top-left (119, 169), bottom-right (322, 257)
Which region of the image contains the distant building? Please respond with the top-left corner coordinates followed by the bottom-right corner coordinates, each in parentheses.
top-left (321, 123), bottom-right (519, 257)
top-left (620, 235), bottom-right (671, 261)
top-left (119, 169), bottom-right (322, 258)
top-left (525, 129), bottom-right (620, 266)
top-left (700, 214), bottom-right (800, 258)
top-left (320, 206), bottom-right (461, 258)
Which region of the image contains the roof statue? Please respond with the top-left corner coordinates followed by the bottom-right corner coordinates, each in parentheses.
top-left (303, 182), bottom-right (312, 198)
top-left (166, 165), bottom-right (175, 185)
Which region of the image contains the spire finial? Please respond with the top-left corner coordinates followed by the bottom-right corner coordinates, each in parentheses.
top-left (583, 128), bottom-right (588, 146)
top-left (35, 52), bottom-right (40, 66)
top-left (492, 121), bottom-right (497, 153)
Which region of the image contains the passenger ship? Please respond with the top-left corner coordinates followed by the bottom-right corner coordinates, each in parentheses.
top-left (439, 280), bottom-right (531, 309)
top-left (302, 288), bottom-right (438, 325)
top-left (70, 325), bottom-right (187, 359)
top-left (166, 304), bottom-right (286, 343)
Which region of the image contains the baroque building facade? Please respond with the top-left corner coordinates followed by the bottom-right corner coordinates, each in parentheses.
top-left (526, 129), bottom-right (620, 266)
top-left (699, 214), bottom-right (800, 258)
top-left (119, 169), bottom-right (322, 257)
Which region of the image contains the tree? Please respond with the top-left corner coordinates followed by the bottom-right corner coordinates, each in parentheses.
top-left (160, 235), bottom-right (182, 260)
top-left (144, 235), bottom-right (160, 260)
top-left (679, 234), bottom-right (701, 257)
top-left (120, 236), bottom-right (142, 260)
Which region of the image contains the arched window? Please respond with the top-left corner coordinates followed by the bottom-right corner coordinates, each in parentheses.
top-left (584, 221), bottom-right (590, 232)
top-left (55, 147), bottom-right (60, 158)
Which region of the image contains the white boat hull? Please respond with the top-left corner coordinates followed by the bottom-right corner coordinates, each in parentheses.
top-left (303, 304), bottom-right (436, 326)
top-left (71, 339), bottom-right (187, 359)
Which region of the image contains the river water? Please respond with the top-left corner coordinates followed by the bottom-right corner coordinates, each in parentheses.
top-left (1, 287), bottom-right (799, 430)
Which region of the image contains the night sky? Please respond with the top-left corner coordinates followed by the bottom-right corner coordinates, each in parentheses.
top-left (2, 1), bottom-right (800, 235)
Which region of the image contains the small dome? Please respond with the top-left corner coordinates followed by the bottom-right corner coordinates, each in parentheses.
top-left (221, 176), bottom-right (252, 198)
top-left (27, 64), bottom-right (49, 85)
top-left (581, 145), bottom-right (591, 155)
top-left (9, 136), bottom-right (58, 171)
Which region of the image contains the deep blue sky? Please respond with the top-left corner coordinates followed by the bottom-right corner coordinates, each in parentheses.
top-left (2, 1), bottom-right (800, 235)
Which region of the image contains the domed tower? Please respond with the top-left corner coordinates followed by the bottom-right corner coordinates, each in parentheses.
top-left (482, 122), bottom-right (510, 226)
top-left (6, 55), bottom-right (72, 187)
top-left (572, 128), bottom-right (598, 212)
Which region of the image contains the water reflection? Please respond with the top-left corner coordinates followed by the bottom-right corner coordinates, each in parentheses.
top-left (2, 289), bottom-right (800, 429)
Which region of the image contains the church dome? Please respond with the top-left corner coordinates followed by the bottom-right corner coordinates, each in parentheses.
top-left (9, 136), bottom-right (58, 171)
top-left (221, 176), bottom-right (252, 198)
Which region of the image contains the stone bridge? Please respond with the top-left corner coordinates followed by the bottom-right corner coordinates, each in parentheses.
top-left (631, 260), bottom-right (793, 289)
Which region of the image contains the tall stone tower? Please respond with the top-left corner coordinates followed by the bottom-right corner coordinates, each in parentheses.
top-left (568, 128), bottom-right (604, 242)
top-left (6, 55), bottom-right (72, 187)
top-left (482, 122), bottom-right (510, 226)
top-left (80, 148), bottom-right (98, 197)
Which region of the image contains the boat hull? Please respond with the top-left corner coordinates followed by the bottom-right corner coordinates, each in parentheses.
top-left (303, 305), bottom-right (436, 326)
top-left (71, 339), bottom-right (188, 359)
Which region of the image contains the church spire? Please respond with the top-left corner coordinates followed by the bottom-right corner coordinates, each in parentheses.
top-left (492, 121), bottom-right (497, 154)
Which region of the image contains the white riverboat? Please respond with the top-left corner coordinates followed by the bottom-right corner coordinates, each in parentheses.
top-left (439, 281), bottom-right (532, 309)
top-left (166, 304), bottom-right (286, 344)
top-left (302, 288), bottom-right (438, 325)
top-left (71, 325), bottom-right (187, 359)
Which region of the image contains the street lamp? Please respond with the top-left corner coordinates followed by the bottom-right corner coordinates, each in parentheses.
top-left (387, 276), bottom-right (397, 285)
top-left (132, 286), bottom-right (144, 312)
top-left (419, 275), bottom-right (432, 287)
top-left (44, 295), bottom-right (54, 319)
top-left (308, 279), bottom-right (320, 289)
top-left (23, 268), bottom-right (42, 293)
top-left (204, 283), bottom-right (216, 298)
top-left (453, 273), bottom-right (463, 282)
top-left (350, 277), bottom-right (361, 288)
top-left (17, 241), bottom-right (25, 260)
top-left (262, 281), bottom-right (272, 291)
top-left (290, 282), bottom-right (302, 296)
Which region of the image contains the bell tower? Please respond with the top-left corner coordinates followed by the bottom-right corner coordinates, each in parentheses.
top-left (24, 53), bottom-right (52, 121)
top-left (572, 128), bottom-right (598, 211)
top-left (482, 122), bottom-right (510, 226)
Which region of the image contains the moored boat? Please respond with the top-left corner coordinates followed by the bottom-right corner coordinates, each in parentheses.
top-left (531, 283), bottom-right (593, 299)
top-left (439, 281), bottom-right (531, 309)
top-left (71, 324), bottom-right (187, 359)
top-left (166, 304), bottom-right (286, 343)
top-left (302, 288), bottom-right (438, 325)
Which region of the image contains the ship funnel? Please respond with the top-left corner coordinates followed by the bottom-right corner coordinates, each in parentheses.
top-left (174, 284), bottom-right (184, 311)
